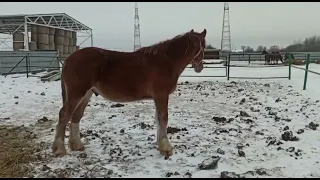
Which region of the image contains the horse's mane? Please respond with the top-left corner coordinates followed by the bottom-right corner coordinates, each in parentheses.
top-left (136, 32), bottom-right (190, 56)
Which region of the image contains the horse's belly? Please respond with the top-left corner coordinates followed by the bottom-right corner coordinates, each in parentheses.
top-left (92, 86), bottom-right (152, 103)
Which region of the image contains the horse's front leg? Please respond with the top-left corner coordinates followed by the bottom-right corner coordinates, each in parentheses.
top-left (153, 94), bottom-right (173, 157)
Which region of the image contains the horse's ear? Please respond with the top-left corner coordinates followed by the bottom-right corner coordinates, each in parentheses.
top-left (201, 29), bottom-right (207, 37)
top-left (190, 29), bottom-right (194, 33)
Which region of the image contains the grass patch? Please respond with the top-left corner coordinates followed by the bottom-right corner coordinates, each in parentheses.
top-left (0, 125), bottom-right (39, 178)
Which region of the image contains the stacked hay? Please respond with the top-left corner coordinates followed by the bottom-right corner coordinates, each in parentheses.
top-left (31, 25), bottom-right (38, 42)
top-left (67, 31), bottom-right (77, 54)
top-left (54, 29), bottom-right (65, 56)
top-left (12, 32), bottom-right (24, 50)
top-left (29, 25), bottom-right (38, 51)
top-left (64, 31), bottom-right (71, 57)
top-left (48, 28), bottom-right (55, 50)
top-left (37, 26), bottom-right (49, 50)
top-left (71, 31), bottom-right (77, 53)
top-left (29, 42), bottom-right (37, 51)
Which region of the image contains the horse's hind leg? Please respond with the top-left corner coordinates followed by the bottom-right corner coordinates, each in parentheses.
top-left (69, 91), bottom-right (93, 151)
top-left (52, 92), bottom-right (87, 157)
top-left (153, 95), bottom-right (173, 157)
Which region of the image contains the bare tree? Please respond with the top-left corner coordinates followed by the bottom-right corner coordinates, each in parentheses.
top-left (206, 44), bottom-right (215, 49)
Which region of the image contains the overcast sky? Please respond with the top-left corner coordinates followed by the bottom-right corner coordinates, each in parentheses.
top-left (1, 2), bottom-right (320, 51)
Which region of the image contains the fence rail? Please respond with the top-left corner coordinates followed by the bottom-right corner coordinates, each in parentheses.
top-left (1, 51), bottom-right (320, 91)
top-left (289, 53), bottom-right (320, 90)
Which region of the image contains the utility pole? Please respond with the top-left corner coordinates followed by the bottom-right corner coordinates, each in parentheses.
top-left (133, 2), bottom-right (141, 51)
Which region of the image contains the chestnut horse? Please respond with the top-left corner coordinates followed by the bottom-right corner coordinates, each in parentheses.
top-left (52, 29), bottom-right (207, 157)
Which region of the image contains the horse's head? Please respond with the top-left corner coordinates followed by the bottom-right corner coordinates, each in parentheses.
top-left (187, 29), bottom-right (207, 73)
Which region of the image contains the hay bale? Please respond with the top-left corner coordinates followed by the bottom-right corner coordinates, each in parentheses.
top-left (49, 28), bottom-right (55, 35)
top-left (64, 37), bottom-right (69, 46)
top-left (54, 35), bottom-right (64, 45)
top-left (72, 31), bottom-right (76, 38)
top-left (31, 34), bottom-right (37, 42)
top-left (38, 43), bottom-right (49, 50)
top-left (63, 45), bottom-right (68, 54)
top-left (29, 41), bottom-right (37, 51)
top-left (55, 29), bottom-right (65, 36)
top-left (68, 46), bottom-right (73, 54)
top-left (55, 44), bottom-right (64, 54)
top-left (13, 33), bottom-right (24, 41)
top-left (284, 59), bottom-right (305, 65)
top-left (292, 59), bottom-right (305, 65)
top-left (37, 34), bottom-right (49, 44)
top-left (49, 43), bottom-right (55, 50)
top-left (13, 42), bottom-right (24, 50)
top-left (48, 35), bottom-right (54, 44)
top-left (12, 32), bottom-right (24, 50)
top-left (73, 38), bottom-right (77, 46)
top-left (31, 25), bottom-right (38, 34)
top-left (65, 31), bottom-right (72, 38)
top-left (69, 38), bottom-right (73, 46)
top-left (38, 26), bottom-right (49, 34)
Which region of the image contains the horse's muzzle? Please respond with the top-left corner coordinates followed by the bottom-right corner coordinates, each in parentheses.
top-left (193, 61), bottom-right (204, 73)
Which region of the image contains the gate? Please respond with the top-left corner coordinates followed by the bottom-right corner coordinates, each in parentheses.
top-left (226, 52), bottom-right (291, 80)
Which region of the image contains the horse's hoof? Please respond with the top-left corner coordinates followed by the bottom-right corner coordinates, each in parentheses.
top-left (52, 145), bottom-right (67, 157)
top-left (53, 148), bottom-right (67, 157)
top-left (69, 141), bottom-right (85, 151)
top-left (52, 140), bottom-right (67, 157)
top-left (158, 139), bottom-right (173, 157)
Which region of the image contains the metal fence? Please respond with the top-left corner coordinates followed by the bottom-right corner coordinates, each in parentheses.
top-left (288, 53), bottom-right (320, 90)
top-left (0, 51), bottom-right (62, 76)
top-left (1, 50), bottom-right (319, 91)
top-left (226, 52), bottom-right (291, 80)
top-left (181, 55), bottom-right (228, 78)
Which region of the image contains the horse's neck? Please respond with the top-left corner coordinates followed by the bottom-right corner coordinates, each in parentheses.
top-left (173, 50), bottom-right (195, 77)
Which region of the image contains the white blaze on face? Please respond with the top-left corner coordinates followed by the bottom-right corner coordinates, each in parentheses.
top-left (192, 35), bottom-right (204, 66)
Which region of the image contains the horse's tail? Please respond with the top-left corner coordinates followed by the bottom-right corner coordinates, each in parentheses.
top-left (60, 73), bottom-right (66, 105)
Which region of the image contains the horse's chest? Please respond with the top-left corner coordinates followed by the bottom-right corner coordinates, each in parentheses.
top-left (168, 84), bottom-right (177, 94)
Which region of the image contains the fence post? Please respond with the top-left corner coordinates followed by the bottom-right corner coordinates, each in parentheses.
top-left (25, 55), bottom-right (28, 78)
top-left (303, 54), bottom-right (310, 90)
top-left (227, 54), bottom-right (231, 80)
top-left (225, 55), bottom-right (227, 77)
top-left (288, 53), bottom-right (292, 80)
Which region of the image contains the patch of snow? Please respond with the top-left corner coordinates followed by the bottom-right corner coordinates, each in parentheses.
top-left (0, 64), bottom-right (320, 178)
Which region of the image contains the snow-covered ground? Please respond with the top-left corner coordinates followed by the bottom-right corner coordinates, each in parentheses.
top-left (0, 64), bottom-right (320, 178)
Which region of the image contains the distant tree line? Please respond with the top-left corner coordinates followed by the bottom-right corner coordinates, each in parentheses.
top-left (205, 35), bottom-right (320, 53)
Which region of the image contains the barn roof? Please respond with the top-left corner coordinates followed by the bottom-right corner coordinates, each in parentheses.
top-left (0, 13), bottom-right (92, 34)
